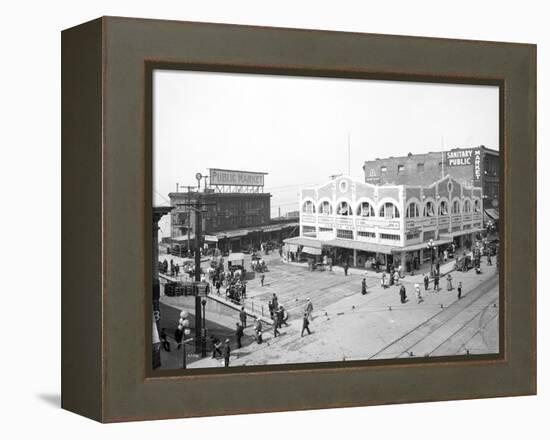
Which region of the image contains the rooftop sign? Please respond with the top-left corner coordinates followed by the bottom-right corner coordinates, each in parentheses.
top-left (209, 168), bottom-right (267, 187)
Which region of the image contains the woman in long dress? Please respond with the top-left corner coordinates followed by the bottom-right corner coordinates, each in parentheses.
top-left (446, 274), bottom-right (453, 291)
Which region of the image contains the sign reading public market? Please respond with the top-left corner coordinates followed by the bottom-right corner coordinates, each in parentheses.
top-left (209, 168), bottom-right (266, 187)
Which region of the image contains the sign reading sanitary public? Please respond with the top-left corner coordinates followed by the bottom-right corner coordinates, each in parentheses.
top-left (446, 148), bottom-right (475, 166)
top-left (209, 168), bottom-right (266, 187)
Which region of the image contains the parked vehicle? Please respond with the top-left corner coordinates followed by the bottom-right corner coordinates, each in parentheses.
top-left (455, 255), bottom-right (473, 272)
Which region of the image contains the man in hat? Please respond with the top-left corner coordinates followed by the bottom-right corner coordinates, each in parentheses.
top-left (423, 273), bottom-right (430, 291)
top-left (239, 306), bottom-right (247, 328)
top-left (223, 339), bottom-right (231, 367)
top-left (235, 322), bottom-right (244, 348)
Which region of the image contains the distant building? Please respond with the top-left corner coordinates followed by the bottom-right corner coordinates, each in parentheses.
top-left (285, 175), bottom-right (483, 270)
top-left (168, 169), bottom-right (297, 253)
top-left (362, 146), bottom-right (499, 224)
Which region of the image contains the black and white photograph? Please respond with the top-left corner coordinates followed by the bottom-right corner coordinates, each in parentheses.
top-left (151, 70), bottom-right (500, 370)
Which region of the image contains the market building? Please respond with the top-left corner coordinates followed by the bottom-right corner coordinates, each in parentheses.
top-left (284, 174), bottom-right (484, 271)
top-left (167, 169), bottom-right (298, 254)
top-left (362, 145), bottom-right (499, 226)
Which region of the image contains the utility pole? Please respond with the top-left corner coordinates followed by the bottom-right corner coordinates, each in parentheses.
top-left (177, 179), bottom-right (216, 357)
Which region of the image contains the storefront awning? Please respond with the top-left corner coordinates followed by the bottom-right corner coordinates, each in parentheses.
top-left (484, 208), bottom-right (499, 221)
top-left (227, 253), bottom-right (245, 262)
top-left (283, 237), bottom-right (322, 249)
top-left (322, 238), bottom-right (395, 255)
top-left (396, 238), bottom-right (453, 252)
top-left (302, 246), bottom-right (322, 256)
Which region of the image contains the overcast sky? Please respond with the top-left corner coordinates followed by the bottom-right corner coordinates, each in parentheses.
top-left (154, 70), bottom-right (499, 237)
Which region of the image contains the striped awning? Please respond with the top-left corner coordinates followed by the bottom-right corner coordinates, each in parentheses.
top-left (302, 246), bottom-right (322, 255)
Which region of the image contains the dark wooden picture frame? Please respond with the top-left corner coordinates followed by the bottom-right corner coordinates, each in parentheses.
top-left (62, 16), bottom-right (536, 422)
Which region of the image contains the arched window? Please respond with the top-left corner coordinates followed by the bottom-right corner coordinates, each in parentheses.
top-left (452, 200), bottom-right (461, 214)
top-left (406, 202), bottom-right (420, 218)
top-left (356, 201), bottom-right (375, 217)
top-left (474, 199), bottom-right (481, 213)
top-left (423, 201), bottom-right (435, 217)
top-left (302, 200), bottom-right (316, 214)
top-left (463, 199), bottom-right (472, 213)
top-left (336, 201), bottom-right (351, 216)
top-left (439, 200), bottom-right (449, 215)
top-left (379, 202), bottom-right (400, 218)
top-left (318, 201), bottom-right (333, 215)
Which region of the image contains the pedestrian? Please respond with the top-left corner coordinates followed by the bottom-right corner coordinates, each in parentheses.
top-left (361, 278), bottom-right (367, 295)
top-left (211, 336), bottom-right (222, 359)
top-left (170, 259), bottom-right (174, 276)
top-left (487, 254), bottom-right (492, 266)
top-left (457, 281), bottom-right (463, 299)
top-left (344, 261), bottom-right (349, 276)
top-left (393, 270), bottom-right (399, 286)
top-left (272, 293), bottom-right (279, 311)
top-left (239, 306), bottom-right (247, 328)
top-left (268, 300), bottom-right (274, 319)
top-left (399, 285), bottom-right (407, 304)
top-left (273, 313), bottom-right (280, 337)
top-left (276, 306), bottom-right (284, 328)
top-left (279, 305), bottom-right (289, 327)
top-left (235, 322), bottom-right (244, 348)
top-left (305, 298), bottom-right (314, 321)
top-left (381, 273), bottom-right (386, 289)
top-left (415, 283), bottom-right (423, 304)
top-left (444, 249), bottom-right (448, 262)
top-left (384, 274), bottom-right (389, 289)
top-left (174, 264), bottom-right (180, 277)
top-left (260, 273), bottom-right (265, 287)
top-left (242, 282), bottom-right (247, 299)
top-left (446, 274), bottom-right (453, 291)
top-left (254, 318), bottom-right (263, 344)
top-left (434, 274), bottom-right (440, 291)
top-left (174, 324), bottom-right (183, 350)
top-left (215, 280), bottom-right (221, 295)
top-left (160, 328), bottom-right (171, 352)
top-left (223, 339), bottom-right (231, 367)
top-left (435, 261), bottom-right (440, 275)
top-left (301, 313), bottom-right (311, 337)
top-left (423, 273), bottom-right (430, 291)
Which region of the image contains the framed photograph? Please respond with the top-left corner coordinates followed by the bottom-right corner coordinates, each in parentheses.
top-left (62, 17), bottom-right (536, 422)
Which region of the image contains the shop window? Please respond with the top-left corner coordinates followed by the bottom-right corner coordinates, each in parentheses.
top-left (318, 201), bottom-right (333, 215)
top-left (356, 201), bottom-right (375, 217)
top-left (302, 200), bottom-right (316, 214)
top-left (406, 202), bottom-right (420, 218)
top-left (336, 229), bottom-right (353, 240)
top-left (336, 200), bottom-right (352, 216)
top-left (357, 231), bottom-right (375, 238)
top-left (417, 163), bottom-right (425, 172)
top-left (379, 202), bottom-right (400, 218)
top-left (319, 227), bottom-right (333, 233)
top-left (380, 166), bottom-right (387, 173)
top-left (406, 232), bottom-right (420, 240)
top-left (302, 226), bottom-right (316, 237)
top-left (380, 233), bottom-right (400, 241)
top-left (397, 165), bottom-right (405, 173)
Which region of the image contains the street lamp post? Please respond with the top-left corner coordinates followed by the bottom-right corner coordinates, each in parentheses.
top-left (201, 298), bottom-right (207, 358)
top-left (426, 238), bottom-right (435, 277)
top-left (179, 310), bottom-right (191, 369)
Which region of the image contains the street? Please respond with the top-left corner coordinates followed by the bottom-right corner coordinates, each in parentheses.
top-left (158, 250), bottom-right (499, 369)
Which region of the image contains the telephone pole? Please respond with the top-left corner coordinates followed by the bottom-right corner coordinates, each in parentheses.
top-left (176, 181), bottom-right (216, 357)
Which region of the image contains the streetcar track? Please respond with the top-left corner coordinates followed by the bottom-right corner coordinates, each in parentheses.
top-left (368, 275), bottom-right (498, 359)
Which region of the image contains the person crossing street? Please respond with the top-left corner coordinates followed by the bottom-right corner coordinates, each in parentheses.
top-left (301, 313), bottom-right (311, 337)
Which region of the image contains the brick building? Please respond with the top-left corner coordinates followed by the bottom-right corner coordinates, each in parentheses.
top-left (362, 146), bottom-right (499, 224)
